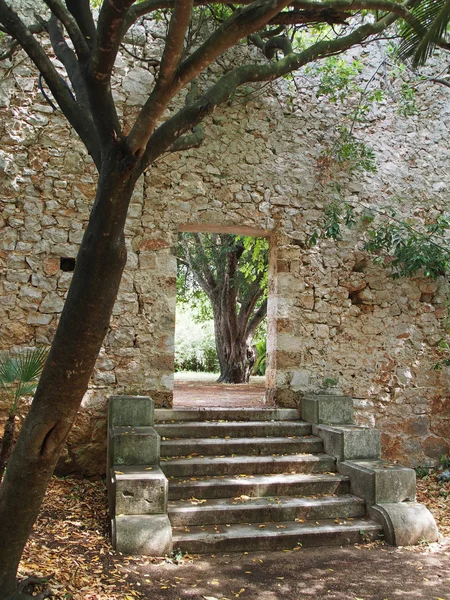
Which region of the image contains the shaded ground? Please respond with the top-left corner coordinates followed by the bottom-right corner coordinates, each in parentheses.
top-left (17, 375), bottom-right (450, 598)
top-left (19, 476), bottom-right (450, 600)
top-left (173, 376), bottom-right (266, 408)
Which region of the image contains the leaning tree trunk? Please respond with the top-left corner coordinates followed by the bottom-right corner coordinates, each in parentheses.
top-left (0, 414), bottom-right (16, 483)
top-left (0, 147), bottom-right (139, 599)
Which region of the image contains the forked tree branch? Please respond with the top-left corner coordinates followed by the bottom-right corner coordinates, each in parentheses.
top-left (177, 0), bottom-right (294, 83)
top-left (126, 0), bottom-right (293, 156)
top-left (87, 0), bottom-right (137, 147)
top-left (181, 234), bottom-right (217, 294)
top-left (141, 9), bottom-right (399, 167)
top-left (136, 0), bottom-right (194, 152)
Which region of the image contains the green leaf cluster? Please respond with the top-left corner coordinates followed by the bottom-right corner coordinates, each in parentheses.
top-left (252, 338), bottom-right (267, 376)
top-left (364, 217), bottom-right (450, 279)
top-left (318, 126), bottom-right (377, 181)
top-left (308, 199), bottom-right (356, 246)
top-left (308, 57), bottom-right (364, 104)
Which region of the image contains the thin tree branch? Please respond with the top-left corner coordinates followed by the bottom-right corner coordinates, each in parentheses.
top-left (120, 42), bottom-right (160, 64)
top-left (129, 0), bottom-right (194, 154)
top-left (181, 234), bottom-right (217, 294)
top-left (43, 0), bottom-right (90, 60)
top-left (94, 0), bottom-right (136, 82)
top-left (47, 15), bottom-right (91, 110)
top-left (248, 33), bottom-right (293, 57)
top-left (0, 38), bottom-right (18, 60)
top-left (159, 0), bottom-right (194, 84)
top-left (238, 283), bottom-right (263, 330)
top-left (247, 297), bottom-right (267, 338)
top-left (169, 125), bottom-right (205, 151)
top-left (88, 0), bottom-right (136, 147)
top-left (124, 0), bottom-right (415, 31)
top-left (177, 0), bottom-right (294, 85)
top-left (169, 79), bottom-right (205, 151)
top-left (65, 0), bottom-right (97, 47)
top-left (0, 22), bottom-right (43, 61)
top-left (427, 76), bottom-right (450, 88)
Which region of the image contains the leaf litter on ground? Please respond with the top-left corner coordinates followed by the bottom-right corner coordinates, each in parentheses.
top-left (17, 472), bottom-right (450, 598)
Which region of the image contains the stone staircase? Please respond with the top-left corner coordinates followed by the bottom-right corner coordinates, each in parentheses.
top-left (153, 407), bottom-right (382, 553)
top-left (108, 395), bottom-right (438, 556)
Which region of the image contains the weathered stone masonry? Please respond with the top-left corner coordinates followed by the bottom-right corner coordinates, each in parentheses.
top-left (0, 44), bottom-right (449, 474)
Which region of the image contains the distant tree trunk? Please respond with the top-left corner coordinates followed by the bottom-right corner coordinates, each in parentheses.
top-left (213, 308), bottom-right (254, 384)
top-left (0, 148), bottom-right (139, 599)
top-left (211, 264), bottom-right (266, 384)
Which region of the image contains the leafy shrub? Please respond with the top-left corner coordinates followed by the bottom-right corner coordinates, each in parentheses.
top-left (175, 308), bottom-right (219, 373)
top-left (252, 339), bottom-right (267, 376)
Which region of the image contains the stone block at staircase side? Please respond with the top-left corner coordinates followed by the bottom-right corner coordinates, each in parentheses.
top-left (113, 514), bottom-right (172, 556)
top-left (368, 503), bottom-right (439, 546)
top-left (313, 424), bottom-right (381, 462)
top-left (109, 426), bottom-right (160, 466)
top-left (111, 466), bottom-right (168, 516)
top-left (338, 460), bottom-right (416, 504)
top-left (109, 395), bottom-right (154, 427)
top-left (302, 396), bottom-right (354, 425)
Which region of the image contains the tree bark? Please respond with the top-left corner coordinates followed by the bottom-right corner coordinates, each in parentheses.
top-left (0, 146), bottom-right (139, 599)
top-left (0, 414), bottom-right (16, 483)
top-left (212, 297), bottom-right (258, 384)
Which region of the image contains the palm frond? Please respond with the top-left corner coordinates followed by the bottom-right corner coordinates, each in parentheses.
top-left (13, 347), bottom-right (49, 382)
top-left (0, 352), bottom-right (17, 386)
top-left (0, 347), bottom-right (49, 413)
top-left (398, 0), bottom-right (450, 67)
top-left (413, 0), bottom-right (450, 65)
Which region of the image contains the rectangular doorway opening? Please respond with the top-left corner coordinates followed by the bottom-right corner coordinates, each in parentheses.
top-left (174, 227), bottom-right (273, 408)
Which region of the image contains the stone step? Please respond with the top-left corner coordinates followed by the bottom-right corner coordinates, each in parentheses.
top-left (155, 408), bottom-right (300, 422)
top-left (172, 518), bottom-right (383, 553)
top-left (155, 420), bottom-right (311, 439)
top-left (167, 472), bottom-right (349, 500)
top-left (168, 494), bottom-right (366, 526)
top-left (160, 436), bottom-right (323, 457)
top-left (160, 453), bottom-right (336, 477)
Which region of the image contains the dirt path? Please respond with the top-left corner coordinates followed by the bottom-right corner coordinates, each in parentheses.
top-left (129, 542), bottom-right (450, 600)
top-left (173, 380), bottom-right (267, 408)
top-left (20, 473), bottom-right (450, 600)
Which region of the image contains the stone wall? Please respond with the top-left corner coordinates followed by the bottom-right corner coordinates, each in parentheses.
top-left (0, 40), bottom-right (449, 474)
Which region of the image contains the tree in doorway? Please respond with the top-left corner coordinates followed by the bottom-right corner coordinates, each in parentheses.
top-left (0, 0), bottom-right (448, 597)
top-left (178, 233), bottom-right (268, 383)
